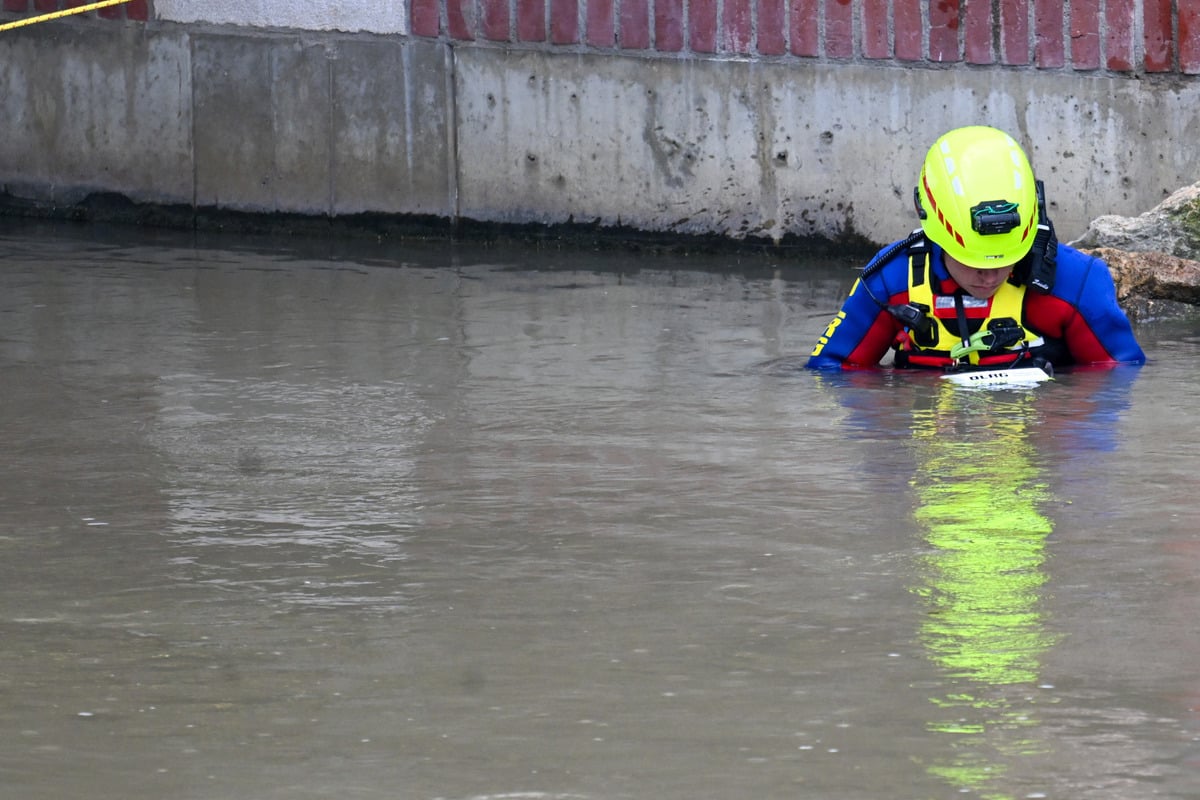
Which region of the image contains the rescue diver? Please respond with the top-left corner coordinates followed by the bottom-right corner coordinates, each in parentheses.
top-left (807, 125), bottom-right (1145, 372)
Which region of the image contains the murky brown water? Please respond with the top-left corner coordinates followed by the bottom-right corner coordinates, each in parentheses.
top-left (3, 219), bottom-right (1200, 800)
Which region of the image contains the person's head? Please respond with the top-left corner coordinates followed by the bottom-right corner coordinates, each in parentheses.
top-left (914, 126), bottom-right (1039, 297)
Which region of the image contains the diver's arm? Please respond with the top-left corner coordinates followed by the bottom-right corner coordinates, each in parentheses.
top-left (806, 272), bottom-right (904, 370)
top-left (1031, 246), bottom-right (1146, 366)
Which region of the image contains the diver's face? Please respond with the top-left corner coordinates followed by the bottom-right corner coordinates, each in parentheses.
top-left (943, 253), bottom-right (1012, 300)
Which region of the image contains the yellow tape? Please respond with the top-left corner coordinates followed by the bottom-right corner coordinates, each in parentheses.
top-left (0, 0), bottom-right (134, 32)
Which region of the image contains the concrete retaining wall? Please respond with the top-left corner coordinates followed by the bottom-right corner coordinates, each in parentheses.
top-left (2, 1), bottom-right (1199, 246)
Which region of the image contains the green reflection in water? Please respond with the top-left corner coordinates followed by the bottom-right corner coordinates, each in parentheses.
top-left (908, 384), bottom-right (1060, 798)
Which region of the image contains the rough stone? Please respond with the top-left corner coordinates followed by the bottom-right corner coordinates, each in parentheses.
top-left (1081, 246), bottom-right (1200, 321)
top-left (1071, 182), bottom-right (1200, 260)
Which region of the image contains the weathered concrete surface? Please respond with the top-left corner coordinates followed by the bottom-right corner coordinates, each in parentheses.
top-left (188, 34), bottom-right (453, 216)
top-left (328, 40), bottom-right (453, 216)
top-left (155, 0), bottom-right (407, 34)
top-left (453, 50), bottom-right (1200, 244)
top-left (4, 23), bottom-right (1200, 246)
top-left (0, 26), bottom-right (192, 207)
top-left (1072, 182), bottom-right (1200, 260)
top-left (1, 24), bottom-right (453, 220)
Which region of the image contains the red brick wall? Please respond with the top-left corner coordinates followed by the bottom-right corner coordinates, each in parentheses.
top-left (1, 0), bottom-right (149, 21)
top-left (410, 0), bottom-right (1200, 75)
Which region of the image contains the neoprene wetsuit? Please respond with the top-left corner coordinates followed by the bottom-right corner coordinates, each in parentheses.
top-left (807, 240), bottom-right (1145, 371)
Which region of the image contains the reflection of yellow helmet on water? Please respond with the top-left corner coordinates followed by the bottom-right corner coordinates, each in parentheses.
top-left (915, 126), bottom-right (1039, 269)
top-left (908, 384), bottom-right (1059, 795)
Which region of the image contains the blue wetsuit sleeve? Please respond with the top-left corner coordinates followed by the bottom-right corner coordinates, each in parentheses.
top-left (1050, 246), bottom-right (1146, 365)
top-left (806, 254), bottom-right (905, 370)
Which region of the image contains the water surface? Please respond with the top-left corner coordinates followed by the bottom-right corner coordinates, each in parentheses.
top-left (2, 220), bottom-right (1199, 800)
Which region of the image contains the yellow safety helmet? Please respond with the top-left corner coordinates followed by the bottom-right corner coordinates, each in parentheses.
top-left (914, 126), bottom-right (1039, 269)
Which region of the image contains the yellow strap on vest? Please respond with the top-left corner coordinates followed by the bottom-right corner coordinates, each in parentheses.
top-left (907, 251), bottom-right (1033, 365)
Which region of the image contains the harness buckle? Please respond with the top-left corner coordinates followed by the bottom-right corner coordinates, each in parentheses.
top-left (887, 302), bottom-right (932, 335)
top-left (949, 318), bottom-right (1026, 360)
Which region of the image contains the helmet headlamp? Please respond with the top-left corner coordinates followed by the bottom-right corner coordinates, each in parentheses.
top-left (970, 200), bottom-right (1021, 235)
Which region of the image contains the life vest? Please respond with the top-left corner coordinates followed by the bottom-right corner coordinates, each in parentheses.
top-left (894, 246), bottom-right (1045, 369)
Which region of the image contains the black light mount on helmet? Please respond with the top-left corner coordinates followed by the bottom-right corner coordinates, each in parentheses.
top-left (970, 200), bottom-right (1021, 235)
top-left (1014, 180), bottom-right (1057, 294)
